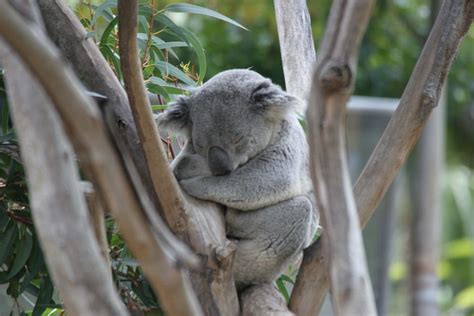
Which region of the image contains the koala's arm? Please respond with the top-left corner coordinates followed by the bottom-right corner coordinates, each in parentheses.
top-left (171, 142), bottom-right (211, 180)
top-left (180, 139), bottom-right (308, 210)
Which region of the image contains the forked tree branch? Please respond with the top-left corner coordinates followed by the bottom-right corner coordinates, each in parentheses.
top-left (290, 1), bottom-right (474, 314)
top-left (0, 2), bottom-right (203, 315)
top-left (0, 1), bottom-right (126, 314)
top-left (303, 0), bottom-right (376, 315)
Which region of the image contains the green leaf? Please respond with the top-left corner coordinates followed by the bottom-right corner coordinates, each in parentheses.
top-left (154, 14), bottom-right (189, 45)
top-left (99, 17), bottom-right (118, 48)
top-left (2, 101), bottom-right (9, 134)
top-left (101, 45), bottom-right (122, 81)
top-left (151, 105), bottom-right (168, 111)
top-left (146, 82), bottom-right (171, 101)
top-left (278, 274), bottom-right (295, 285)
top-left (20, 240), bottom-right (45, 294)
top-left (164, 3), bottom-right (247, 31)
top-left (0, 130), bottom-right (15, 143)
top-left (0, 222), bottom-right (18, 266)
top-left (148, 76), bottom-right (192, 94)
top-left (155, 61), bottom-right (196, 87)
top-left (178, 27), bottom-right (206, 83)
top-left (151, 37), bottom-right (179, 60)
top-left (32, 276), bottom-right (54, 316)
top-left (0, 209), bottom-right (9, 231)
top-left (7, 231), bottom-right (33, 279)
top-left (275, 278), bottom-right (290, 303)
top-left (91, 0), bottom-right (117, 26)
top-left (155, 40), bottom-right (188, 50)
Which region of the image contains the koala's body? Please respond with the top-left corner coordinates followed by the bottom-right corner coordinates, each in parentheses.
top-left (157, 69), bottom-right (318, 289)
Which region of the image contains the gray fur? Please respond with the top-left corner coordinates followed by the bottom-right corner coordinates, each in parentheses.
top-left (156, 69), bottom-right (318, 289)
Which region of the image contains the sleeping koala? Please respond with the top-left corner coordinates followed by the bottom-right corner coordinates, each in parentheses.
top-left (157, 69), bottom-right (318, 289)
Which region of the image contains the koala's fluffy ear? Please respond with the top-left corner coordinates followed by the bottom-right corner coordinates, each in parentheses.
top-left (250, 80), bottom-right (301, 120)
top-left (155, 96), bottom-right (191, 137)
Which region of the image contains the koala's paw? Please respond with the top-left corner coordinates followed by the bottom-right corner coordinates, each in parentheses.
top-left (179, 177), bottom-right (209, 200)
top-left (172, 154), bottom-right (211, 181)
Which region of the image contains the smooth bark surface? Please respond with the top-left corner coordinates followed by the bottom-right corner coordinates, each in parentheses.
top-left (304, 0), bottom-right (376, 314)
top-left (0, 3), bottom-right (203, 315)
top-left (0, 3), bottom-right (127, 314)
top-left (117, 0), bottom-right (188, 238)
top-left (409, 91), bottom-right (445, 316)
top-left (273, 0), bottom-right (316, 103)
top-left (2, 51), bottom-right (128, 316)
top-left (290, 1), bottom-right (474, 314)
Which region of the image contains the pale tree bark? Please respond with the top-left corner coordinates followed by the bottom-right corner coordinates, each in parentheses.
top-left (0, 2), bottom-right (204, 315)
top-left (273, 0), bottom-right (316, 103)
top-left (409, 2), bottom-right (444, 315)
top-left (117, 0), bottom-right (189, 240)
top-left (290, 1), bottom-right (474, 315)
top-left (409, 90), bottom-right (445, 316)
top-left (83, 181), bottom-right (112, 282)
top-left (304, 0), bottom-right (377, 315)
top-left (0, 2), bottom-right (126, 315)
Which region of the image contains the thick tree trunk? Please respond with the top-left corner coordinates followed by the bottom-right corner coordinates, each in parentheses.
top-left (0, 3), bottom-right (126, 314)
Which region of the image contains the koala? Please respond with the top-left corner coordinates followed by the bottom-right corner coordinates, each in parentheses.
top-left (156, 69), bottom-right (318, 289)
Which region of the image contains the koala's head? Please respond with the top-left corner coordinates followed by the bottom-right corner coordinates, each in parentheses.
top-left (157, 69), bottom-right (300, 176)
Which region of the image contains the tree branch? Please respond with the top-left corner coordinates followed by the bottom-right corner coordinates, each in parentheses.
top-left (34, 4), bottom-right (239, 313)
top-left (0, 2), bottom-right (203, 315)
top-left (290, 1), bottom-right (474, 314)
top-left (0, 1), bottom-right (126, 314)
top-left (36, 0), bottom-right (162, 216)
top-left (117, 0), bottom-right (188, 238)
top-left (273, 0), bottom-right (316, 103)
top-left (302, 0), bottom-right (376, 314)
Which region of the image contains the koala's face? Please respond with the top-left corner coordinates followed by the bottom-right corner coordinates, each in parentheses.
top-left (157, 69), bottom-right (299, 175)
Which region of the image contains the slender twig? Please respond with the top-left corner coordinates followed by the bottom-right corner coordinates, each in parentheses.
top-left (117, 0), bottom-right (190, 238)
top-left (141, 0), bottom-right (156, 67)
top-left (117, 1), bottom-right (203, 314)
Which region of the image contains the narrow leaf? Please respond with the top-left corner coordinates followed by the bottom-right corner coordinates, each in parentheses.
top-left (0, 222), bottom-right (18, 265)
top-left (155, 61), bottom-right (196, 87)
top-left (165, 3), bottom-right (247, 30)
top-left (7, 231), bottom-right (33, 279)
top-left (179, 27), bottom-right (206, 82)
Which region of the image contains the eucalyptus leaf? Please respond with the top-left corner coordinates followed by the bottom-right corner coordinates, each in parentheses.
top-left (275, 278), bottom-right (290, 303)
top-left (6, 231), bottom-right (33, 279)
top-left (155, 61), bottom-right (196, 87)
top-left (178, 27), bottom-right (206, 82)
top-left (32, 276), bottom-right (54, 316)
top-left (165, 3), bottom-right (247, 30)
top-left (0, 222), bottom-right (18, 266)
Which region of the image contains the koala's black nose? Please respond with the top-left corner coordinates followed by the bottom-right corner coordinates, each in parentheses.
top-left (208, 146), bottom-right (233, 176)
